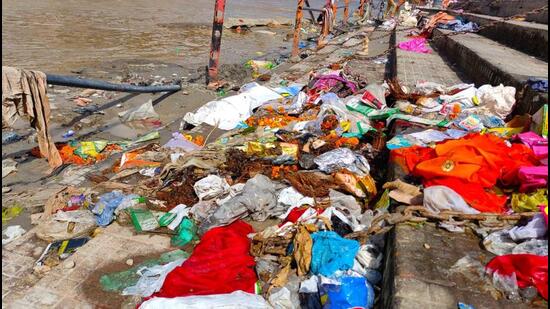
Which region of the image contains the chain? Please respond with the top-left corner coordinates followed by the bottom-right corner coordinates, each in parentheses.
top-left (346, 205), bottom-right (537, 240)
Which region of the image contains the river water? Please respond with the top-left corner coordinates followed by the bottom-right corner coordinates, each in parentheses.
top-left (2, 0), bottom-right (361, 74)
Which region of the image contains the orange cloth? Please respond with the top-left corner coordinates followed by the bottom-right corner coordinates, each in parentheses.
top-left (401, 133), bottom-right (538, 213)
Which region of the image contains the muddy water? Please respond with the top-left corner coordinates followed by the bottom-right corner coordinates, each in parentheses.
top-left (2, 0), bottom-right (355, 74)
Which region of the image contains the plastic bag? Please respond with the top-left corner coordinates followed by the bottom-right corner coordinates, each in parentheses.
top-left (200, 174), bottom-right (284, 234)
top-left (193, 175), bottom-right (230, 201)
top-left (476, 84), bottom-right (516, 119)
top-left (508, 213), bottom-right (547, 241)
top-left (320, 276), bottom-right (374, 309)
top-left (314, 148), bottom-right (370, 177)
top-left (91, 191), bottom-right (126, 226)
top-left (329, 189), bottom-right (362, 217)
top-left (100, 250), bottom-right (188, 293)
top-left (158, 204), bottom-right (190, 230)
top-left (118, 99), bottom-right (159, 122)
top-left (183, 83), bottom-right (282, 130)
top-left (140, 291), bottom-right (273, 309)
top-left (361, 84), bottom-right (387, 109)
top-left (163, 132), bottom-right (202, 152)
top-left (483, 229), bottom-right (516, 256)
top-left (310, 231), bottom-right (360, 276)
top-left (423, 186), bottom-right (480, 214)
top-left (486, 254), bottom-right (548, 300)
top-left (512, 239), bottom-right (548, 256)
top-left (171, 218), bottom-right (198, 247)
top-left (129, 209), bottom-right (160, 232)
top-left (2, 225), bottom-right (26, 245)
top-left (122, 258), bottom-right (186, 297)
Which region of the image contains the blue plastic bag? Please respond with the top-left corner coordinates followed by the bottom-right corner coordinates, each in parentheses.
top-left (311, 231), bottom-right (360, 277)
top-left (91, 191), bottom-right (126, 226)
top-left (321, 276), bottom-right (375, 309)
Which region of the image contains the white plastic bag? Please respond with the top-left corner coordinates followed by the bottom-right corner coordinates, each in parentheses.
top-left (118, 99), bottom-right (159, 122)
top-left (314, 148), bottom-right (370, 176)
top-left (2, 225), bottom-right (26, 245)
top-left (193, 175), bottom-right (230, 201)
top-left (423, 186), bottom-right (480, 214)
top-left (122, 258), bottom-right (185, 297)
top-left (140, 291), bottom-right (273, 309)
top-left (476, 84), bottom-right (516, 118)
top-left (183, 83), bottom-right (281, 130)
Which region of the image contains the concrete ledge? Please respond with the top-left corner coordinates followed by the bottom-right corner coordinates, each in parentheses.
top-left (460, 13), bottom-right (548, 61)
top-left (448, 0), bottom-right (548, 24)
top-left (432, 28), bottom-right (548, 115)
top-left (382, 223), bottom-right (541, 309)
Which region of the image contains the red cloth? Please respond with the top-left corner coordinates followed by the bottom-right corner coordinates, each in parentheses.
top-left (280, 206), bottom-right (324, 226)
top-left (152, 220), bottom-right (257, 298)
top-left (409, 133), bottom-right (538, 213)
top-left (486, 254), bottom-right (548, 300)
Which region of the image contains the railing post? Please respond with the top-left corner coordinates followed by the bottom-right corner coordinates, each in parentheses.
top-left (207, 0), bottom-right (226, 88)
top-left (343, 0), bottom-right (350, 23)
top-left (331, 0), bottom-right (338, 23)
top-left (291, 0), bottom-right (305, 59)
top-left (358, 0), bottom-right (366, 17)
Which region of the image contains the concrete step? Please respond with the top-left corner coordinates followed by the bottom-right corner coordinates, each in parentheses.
top-left (432, 28), bottom-right (548, 115)
top-left (382, 223), bottom-right (542, 309)
top-left (449, 0), bottom-right (548, 24)
top-left (454, 12), bottom-right (547, 61)
top-left (394, 27), bottom-right (468, 88)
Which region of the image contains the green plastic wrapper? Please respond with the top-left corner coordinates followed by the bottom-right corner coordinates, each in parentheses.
top-left (99, 250), bottom-right (189, 292)
top-left (129, 209), bottom-right (160, 232)
top-left (171, 218), bottom-right (198, 247)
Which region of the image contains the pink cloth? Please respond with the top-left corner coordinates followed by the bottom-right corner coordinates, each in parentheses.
top-left (397, 38), bottom-right (432, 54)
top-left (516, 132), bottom-right (548, 164)
top-left (518, 166), bottom-right (548, 192)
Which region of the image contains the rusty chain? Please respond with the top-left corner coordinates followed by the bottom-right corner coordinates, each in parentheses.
top-left (346, 205), bottom-right (538, 240)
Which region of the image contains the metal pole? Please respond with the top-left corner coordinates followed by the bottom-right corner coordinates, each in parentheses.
top-left (343, 0), bottom-right (350, 23)
top-left (358, 0), bottom-right (366, 17)
top-left (207, 0), bottom-right (226, 87)
top-left (331, 0), bottom-right (338, 23)
top-left (291, 0), bottom-right (305, 59)
top-left (305, 0), bottom-right (317, 22)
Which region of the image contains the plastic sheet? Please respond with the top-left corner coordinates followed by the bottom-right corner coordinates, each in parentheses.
top-left (118, 100), bottom-right (159, 122)
top-left (310, 231), bottom-right (360, 276)
top-left (141, 291), bottom-right (272, 309)
top-left (183, 83), bottom-right (282, 130)
top-left (122, 258), bottom-right (186, 297)
top-left (314, 148), bottom-right (370, 177)
top-left (193, 175), bottom-right (230, 201)
top-left (319, 276), bottom-right (374, 309)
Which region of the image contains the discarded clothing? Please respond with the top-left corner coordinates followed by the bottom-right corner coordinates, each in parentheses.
top-left (423, 185), bottom-right (480, 214)
top-left (528, 77), bottom-right (548, 93)
top-left (2, 66), bottom-right (62, 169)
top-left (153, 220), bottom-right (257, 298)
top-left (411, 133), bottom-right (539, 213)
top-left (398, 38), bottom-right (431, 54)
top-left (310, 231), bottom-right (360, 277)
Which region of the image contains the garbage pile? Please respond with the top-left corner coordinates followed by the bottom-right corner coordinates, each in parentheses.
top-left (5, 11), bottom-right (547, 309)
